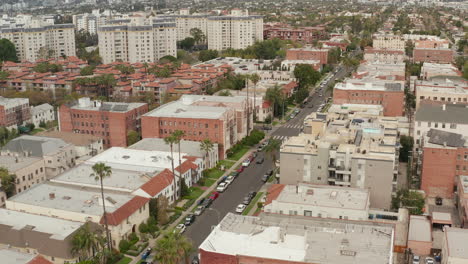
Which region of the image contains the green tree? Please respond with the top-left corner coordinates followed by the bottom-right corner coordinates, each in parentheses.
top-left (80, 66), bottom-right (95, 76)
top-left (399, 135), bottom-right (414, 162)
top-left (464, 61), bottom-right (468, 80)
top-left (172, 130), bottom-right (186, 198)
top-left (90, 163), bottom-right (113, 251)
top-left (392, 189), bottom-right (425, 215)
top-left (114, 64), bottom-right (135, 75)
top-left (154, 232), bottom-right (193, 264)
top-left (293, 64), bottom-right (321, 89)
top-left (0, 71), bottom-right (10, 80)
top-left (190, 28), bottom-right (206, 44)
top-left (71, 223), bottom-right (103, 261)
top-left (327, 47), bottom-right (342, 64)
top-left (164, 135), bottom-right (178, 201)
top-left (264, 139), bottom-right (281, 168)
top-left (178, 37), bottom-right (195, 50)
top-left (0, 167), bottom-right (16, 197)
top-left (218, 90), bottom-right (232, 96)
top-left (0, 39), bottom-right (18, 62)
top-left (199, 139), bottom-right (214, 169)
top-left (127, 130), bottom-right (140, 146)
top-left (249, 73), bottom-right (260, 121)
top-left (198, 50), bottom-right (219, 62)
top-left (156, 195), bottom-right (169, 225)
top-left (33, 62), bottom-right (63, 73)
top-left (265, 84), bottom-right (286, 118)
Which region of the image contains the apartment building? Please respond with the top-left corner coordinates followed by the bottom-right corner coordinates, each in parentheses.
top-left (0, 97), bottom-right (30, 129)
top-left (30, 103), bottom-right (55, 127)
top-left (456, 175), bottom-right (468, 228)
top-left (363, 47), bottom-right (405, 64)
top-left (37, 131), bottom-right (104, 158)
top-left (98, 17), bottom-right (177, 64)
top-left (286, 47), bottom-right (329, 65)
top-left (199, 213), bottom-right (395, 264)
top-left (58, 97), bottom-right (148, 147)
top-left (0, 24), bottom-right (76, 62)
top-left (263, 24), bottom-right (327, 43)
top-left (420, 129), bottom-right (468, 198)
top-left (441, 227), bottom-right (468, 264)
top-left (372, 34), bottom-right (405, 51)
top-left (264, 183), bottom-right (370, 220)
top-left (207, 11), bottom-right (263, 50)
top-left (73, 13), bottom-right (110, 34)
top-left (0, 208), bottom-right (82, 264)
top-left (414, 104), bottom-right (468, 148)
top-left (413, 48), bottom-right (453, 64)
top-left (141, 95), bottom-right (253, 158)
top-left (2, 135), bottom-right (76, 179)
top-left (420, 63), bottom-right (462, 80)
top-left (333, 80), bottom-right (405, 117)
top-left (414, 80), bottom-right (468, 109)
top-left (158, 11), bottom-right (208, 41)
top-left (354, 62), bottom-right (406, 80)
top-left (280, 109), bottom-right (403, 210)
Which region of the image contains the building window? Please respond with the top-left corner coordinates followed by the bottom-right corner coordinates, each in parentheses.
top-left (450, 124), bottom-right (457, 129)
top-left (304, 210), bottom-right (312, 217)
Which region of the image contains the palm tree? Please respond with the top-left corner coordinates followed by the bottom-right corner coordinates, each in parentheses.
top-left (172, 130), bottom-right (185, 198)
top-left (243, 74), bottom-right (251, 136)
top-left (199, 139), bottom-right (214, 169)
top-left (264, 139), bottom-right (281, 169)
top-left (249, 73), bottom-right (260, 122)
top-left (71, 223), bottom-right (99, 261)
top-left (154, 232), bottom-right (193, 264)
top-left (90, 162), bottom-right (113, 251)
top-left (164, 135), bottom-right (178, 201)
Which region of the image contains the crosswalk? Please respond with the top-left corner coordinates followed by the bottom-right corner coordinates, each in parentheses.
top-left (271, 135), bottom-right (290, 142)
top-left (284, 123), bottom-right (302, 129)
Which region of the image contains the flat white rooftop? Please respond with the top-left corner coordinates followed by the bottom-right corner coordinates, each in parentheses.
top-left (87, 147), bottom-right (186, 173)
top-left (200, 213), bottom-right (394, 264)
top-left (0, 248), bottom-right (35, 264)
top-left (444, 227), bottom-right (468, 259)
top-left (8, 182), bottom-right (134, 217)
top-left (0, 208), bottom-right (82, 240)
top-left (274, 184), bottom-right (369, 210)
top-left (144, 100), bottom-right (228, 119)
top-left (408, 215), bottom-right (432, 242)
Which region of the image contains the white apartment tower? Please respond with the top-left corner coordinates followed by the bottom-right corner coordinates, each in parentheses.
top-left (0, 24), bottom-right (76, 62)
top-left (98, 18), bottom-right (177, 64)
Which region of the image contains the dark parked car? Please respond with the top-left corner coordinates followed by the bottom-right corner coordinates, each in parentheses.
top-left (243, 195), bottom-right (253, 205)
top-left (267, 169), bottom-right (274, 176)
top-left (197, 198), bottom-right (205, 206)
top-left (436, 197), bottom-right (443, 206)
top-left (141, 248), bottom-right (152, 260)
top-left (256, 157), bottom-right (264, 164)
top-left (192, 256), bottom-right (200, 264)
top-left (261, 174), bottom-right (269, 182)
top-left (248, 191), bottom-right (257, 199)
top-left (230, 171), bottom-right (240, 178)
top-left (201, 198), bottom-right (212, 208)
top-left (184, 214), bottom-right (195, 226)
top-left (236, 166), bottom-right (244, 173)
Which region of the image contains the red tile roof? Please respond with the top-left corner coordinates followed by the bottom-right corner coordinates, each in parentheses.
top-left (265, 184), bottom-right (285, 206)
top-left (28, 255), bottom-right (53, 264)
top-left (175, 160), bottom-right (199, 174)
top-left (101, 196), bottom-right (150, 226)
top-left (140, 169), bottom-right (174, 197)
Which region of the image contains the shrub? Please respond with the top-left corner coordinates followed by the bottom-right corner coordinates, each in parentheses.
top-left (128, 233), bottom-right (139, 244)
top-left (126, 250), bottom-right (139, 257)
top-left (118, 239), bottom-right (131, 253)
top-left (138, 223), bottom-right (149, 233)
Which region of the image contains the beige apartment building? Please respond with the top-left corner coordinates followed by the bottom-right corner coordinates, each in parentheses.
top-left (372, 34), bottom-right (405, 51)
top-left (158, 12), bottom-right (208, 41)
top-left (280, 106), bottom-right (404, 210)
top-left (207, 12), bottom-right (263, 50)
top-left (98, 17), bottom-right (177, 64)
top-left (414, 79), bottom-right (468, 109)
top-left (0, 24), bottom-right (76, 62)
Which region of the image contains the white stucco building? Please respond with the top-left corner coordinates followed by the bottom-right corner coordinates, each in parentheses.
top-left (30, 103), bottom-right (55, 127)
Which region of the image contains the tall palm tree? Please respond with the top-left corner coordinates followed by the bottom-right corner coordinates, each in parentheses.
top-left (172, 130), bottom-right (185, 197)
top-left (243, 74), bottom-right (251, 136)
top-left (264, 139), bottom-right (281, 169)
top-left (199, 139), bottom-right (214, 169)
top-left (164, 135), bottom-right (178, 201)
top-left (249, 73), bottom-right (260, 122)
top-left (90, 162), bottom-right (113, 251)
top-left (71, 223), bottom-right (97, 260)
top-left (154, 232), bottom-right (193, 264)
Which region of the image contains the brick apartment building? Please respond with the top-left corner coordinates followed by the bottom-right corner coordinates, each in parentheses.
top-left (413, 48), bottom-right (453, 64)
top-left (333, 81), bottom-right (405, 116)
top-left (420, 129), bottom-right (468, 198)
top-left (0, 97), bottom-right (31, 129)
top-left (263, 24), bottom-right (327, 43)
top-left (58, 97), bottom-right (148, 147)
top-left (285, 47), bottom-right (329, 65)
top-left (141, 95), bottom-right (252, 159)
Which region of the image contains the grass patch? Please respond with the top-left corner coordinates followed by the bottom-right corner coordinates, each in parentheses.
top-left (242, 192), bottom-right (264, 216)
top-left (218, 160), bottom-right (235, 170)
top-left (185, 187), bottom-right (204, 200)
top-left (268, 171), bottom-right (277, 183)
top-left (272, 120), bottom-right (279, 126)
top-left (205, 169), bottom-right (224, 179)
top-left (229, 146), bottom-right (249, 161)
top-left (201, 178), bottom-right (217, 187)
top-left (116, 257), bottom-right (132, 264)
top-left (30, 128), bottom-right (45, 135)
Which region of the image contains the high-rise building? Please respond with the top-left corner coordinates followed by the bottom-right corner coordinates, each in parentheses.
top-left (0, 24), bottom-right (76, 62)
top-left (98, 17), bottom-right (177, 64)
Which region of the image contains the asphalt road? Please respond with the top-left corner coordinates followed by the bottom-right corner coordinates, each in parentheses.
top-left (183, 64), bottom-right (351, 262)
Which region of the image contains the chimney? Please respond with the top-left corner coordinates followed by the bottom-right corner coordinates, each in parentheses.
top-left (49, 193), bottom-right (55, 199)
top-left (442, 104), bottom-right (446, 111)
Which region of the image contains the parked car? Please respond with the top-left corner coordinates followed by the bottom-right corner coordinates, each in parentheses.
top-left (235, 204), bottom-right (247, 214)
top-left (412, 255), bottom-right (420, 264)
top-left (174, 223), bottom-right (186, 234)
top-left (243, 195), bottom-right (253, 205)
top-left (184, 214), bottom-right (195, 226)
top-left (256, 157), bottom-right (264, 164)
top-left (225, 175), bottom-right (235, 185)
top-left (230, 171), bottom-right (240, 178)
top-left (209, 192), bottom-right (220, 200)
top-left (248, 191), bottom-right (257, 199)
top-left (249, 154), bottom-right (255, 162)
top-left (141, 248), bottom-right (152, 260)
top-left (425, 257), bottom-right (434, 264)
top-left (242, 159), bottom-right (251, 167)
top-left (294, 109), bottom-right (300, 114)
top-left (435, 197), bottom-right (443, 206)
top-left (201, 197), bottom-right (212, 208)
top-left (261, 174), bottom-right (269, 182)
top-left (191, 256), bottom-right (200, 264)
top-left (217, 182), bottom-right (228, 192)
top-left (289, 114), bottom-right (295, 119)
top-left (266, 169), bottom-right (274, 176)
top-left (236, 166), bottom-right (244, 173)
top-left (194, 206), bottom-right (204, 216)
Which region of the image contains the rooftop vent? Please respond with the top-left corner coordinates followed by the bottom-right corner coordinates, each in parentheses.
top-left (63, 196), bottom-right (71, 200)
top-left (106, 197), bottom-right (117, 204)
top-left (122, 155), bottom-right (130, 159)
top-left (306, 189), bottom-right (314, 195)
top-left (340, 250), bottom-right (356, 256)
top-left (49, 193), bottom-right (55, 199)
top-left (330, 191), bottom-right (338, 199)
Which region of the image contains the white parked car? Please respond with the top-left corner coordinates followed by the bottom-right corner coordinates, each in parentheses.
top-left (425, 257), bottom-right (434, 264)
top-left (225, 175), bottom-right (235, 186)
top-left (235, 204), bottom-right (247, 214)
top-left (242, 159), bottom-right (250, 167)
top-left (174, 223), bottom-right (186, 234)
top-left (216, 182), bottom-right (228, 192)
top-left (412, 255), bottom-right (420, 264)
top-left (194, 206), bottom-right (204, 216)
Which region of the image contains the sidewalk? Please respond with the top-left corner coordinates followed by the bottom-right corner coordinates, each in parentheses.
top-left (127, 138), bottom-right (263, 264)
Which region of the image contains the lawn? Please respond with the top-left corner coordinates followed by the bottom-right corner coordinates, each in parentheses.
top-left (229, 146), bottom-right (249, 161)
top-left (30, 128), bottom-right (45, 135)
top-left (185, 187), bottom-right (204, 200)
top-left (242, 192), bottom-right (264, 216)
top-left (204, 168), bottom-right (225, 179)
top-left (116, 257), bottom-right (132, 264)
top-left (201, 178), bottom-right (217, 187)
top-left (218, 160), bottom-right (235, 170)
